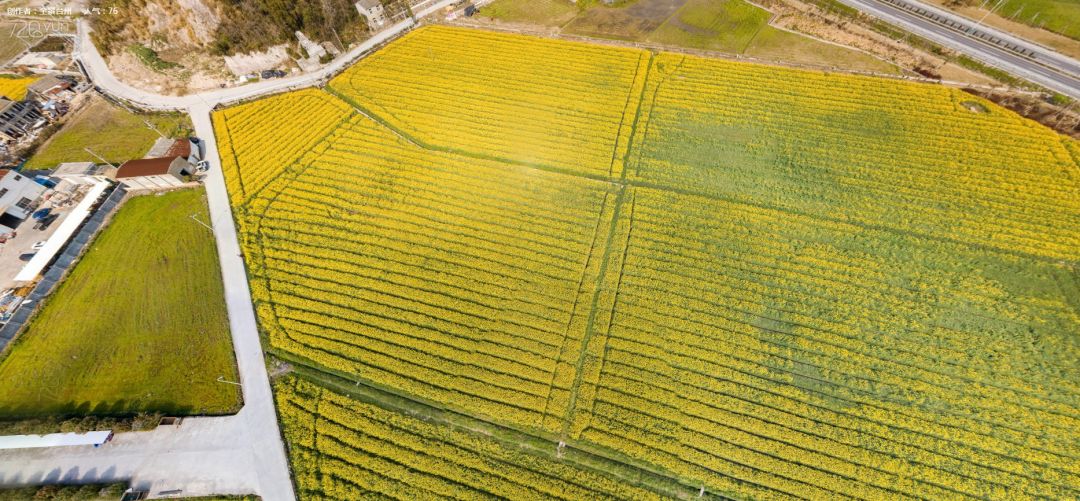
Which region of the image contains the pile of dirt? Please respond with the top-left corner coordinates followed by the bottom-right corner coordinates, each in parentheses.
top-left (965, 88), bottom-right (1080, 139)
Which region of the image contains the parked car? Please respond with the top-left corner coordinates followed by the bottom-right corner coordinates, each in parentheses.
top-left (261, 70), bottom-right (274, 79)
top-left (31, 240), bottom-right (46, 251)
top-left (18, 252), bottom-right (35, 262)
top-left (33, 214), bottom-right (58, 231)
top-left (30, 208), bottom-right (50, 220)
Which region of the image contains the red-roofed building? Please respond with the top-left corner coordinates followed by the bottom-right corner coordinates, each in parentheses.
top-left (112, 156), bottom-right (191, 190)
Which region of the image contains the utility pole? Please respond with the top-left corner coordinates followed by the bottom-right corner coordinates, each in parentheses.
top-left (144, 118), bottom-right (166, 139)
top-left (83, 147), bottom-right (111, 166)
top-left (217, 375), bottom-right (241, 386)
top-left (190, 213), bottom-right (213, 231)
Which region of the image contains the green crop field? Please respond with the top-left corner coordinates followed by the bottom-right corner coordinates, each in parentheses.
top-left (24, 96), bottom-right (192, 169)
top-left (995, 0), bottom-right (1080, 40)
top-left (476, 0), bottom-right (897, 73)
top-left (648, 0), bottom-right (772, 52)
top-left (0, 188), bottom-right (240, 418)
top-left (218, 26), bottom-right (1080, 499)
top-left (477, 0), bottom-right (580, 25)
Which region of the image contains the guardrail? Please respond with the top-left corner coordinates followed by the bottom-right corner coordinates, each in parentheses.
top-left (876, 0), bottom-right (1037, 58)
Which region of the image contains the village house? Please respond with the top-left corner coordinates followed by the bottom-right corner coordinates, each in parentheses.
top-left (355, 0), bottom-right (387, 29)
top-left (0, 168), bottom-right (48, 233)
top-left (26, 76), bottom-right (74, 102)
top-left (0, 98), bottom-right (44, 143)
top-left (112, 156), bottom-right (192, 190)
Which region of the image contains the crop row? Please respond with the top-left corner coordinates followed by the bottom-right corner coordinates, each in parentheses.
top-left (629, 53), bottom-right (1080, 261)
top-left (227, 111), bottom-right (616, 429)
top-left (573, 188), bottom-right (1080, 499)
top-left (276, 376), bottom-right (666, 500)
top-left (330, 25), bottom-right (646, 176)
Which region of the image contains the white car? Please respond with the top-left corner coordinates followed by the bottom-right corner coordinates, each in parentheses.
top-left (31, 240), bottom-right (47, 251)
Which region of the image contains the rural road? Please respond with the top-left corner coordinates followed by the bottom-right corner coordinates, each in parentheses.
top-left (0, 1), bottom-right (456, 499)
top-left (835, 0), bottom-right (1080, 99)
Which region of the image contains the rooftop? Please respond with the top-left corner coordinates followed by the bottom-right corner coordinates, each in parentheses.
top-left (26, 75), bottom-right (70, 94)
top-left (145, 138), bottom-right (190, 159)
top-left (52, 161), bottom-right (99, 177)
top-left (115, 157), bottom-right (177, 179)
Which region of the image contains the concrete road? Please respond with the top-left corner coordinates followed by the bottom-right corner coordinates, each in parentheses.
top-left (0, 2), bottom-right (454, 498)
top-left (835, 0), bottom-right (1080, 99)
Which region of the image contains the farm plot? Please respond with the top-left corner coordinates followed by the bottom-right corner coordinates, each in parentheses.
top-left (220, 103), bottom-right (619, 431)
top-left (627, 53), bottom-right (1080, 261)
top-left (0, 74), bottom-right (39, 100)
top-left (569, 187), bottom-right (1080, 499)
top-left (329, 26), bottom-right (649, 178)
top-left (214, 89), bottom-right (354, 207)
top-left (276, 374), bottom-right (682, 499)
top-left (215, 25), bottom-right (1080, 500)
top-left (0, 189), bottom-right (240, 418)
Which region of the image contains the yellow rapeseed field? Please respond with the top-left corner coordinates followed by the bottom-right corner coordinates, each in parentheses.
top-left (217, 25), bottom-right (1080, 500)
top-left (0, 75), bottom-right (39, 100)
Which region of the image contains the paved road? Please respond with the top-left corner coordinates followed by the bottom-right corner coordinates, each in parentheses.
top-left (835, 0), bottom-right (1080, 98)
top-left (0, 2), bottom-right (455, 498)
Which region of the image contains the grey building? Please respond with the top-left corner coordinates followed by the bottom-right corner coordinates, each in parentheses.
top-left (0, 98), bottom-right (44, 142)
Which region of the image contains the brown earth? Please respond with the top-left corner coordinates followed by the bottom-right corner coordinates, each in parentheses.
top-left (563, 0), bottom-right (688, 39)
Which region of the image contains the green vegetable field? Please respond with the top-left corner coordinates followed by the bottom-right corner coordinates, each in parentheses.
top-left (0, 188), bottom-right (240, 419)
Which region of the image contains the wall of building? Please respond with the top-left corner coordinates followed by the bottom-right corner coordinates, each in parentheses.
top-left (0, 173), bottom-right (47, 219)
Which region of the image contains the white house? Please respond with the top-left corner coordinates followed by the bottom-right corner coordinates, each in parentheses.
top-left (356, 0), bottom-right (387, 29)
top-left (0, 169), bottom-right (47, 220)
top-left (0, 169), bottom-right (48, 234)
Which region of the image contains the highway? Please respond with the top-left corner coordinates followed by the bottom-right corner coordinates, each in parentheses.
top-left (835, 0), bottom-right (1080, 99)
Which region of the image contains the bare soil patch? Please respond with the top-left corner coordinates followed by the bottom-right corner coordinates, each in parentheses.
top-left (563, 0), bottom-right (688, 39)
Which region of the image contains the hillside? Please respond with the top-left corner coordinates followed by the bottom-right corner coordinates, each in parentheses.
top-left (89, 0), bottom-right (365, 56)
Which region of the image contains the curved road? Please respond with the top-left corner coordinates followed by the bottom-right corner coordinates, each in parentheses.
top-left (0, 2), bottom-right (455, 499)
top-left (835, 0), bottom-right (1080, 98)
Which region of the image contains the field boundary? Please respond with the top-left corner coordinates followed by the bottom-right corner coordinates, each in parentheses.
top-left (444, 18), bottom-right (1041, 97)
top-left (280, 361), bottom-right (736, 500)
top-left (323, 86), bottom-right (620, 185)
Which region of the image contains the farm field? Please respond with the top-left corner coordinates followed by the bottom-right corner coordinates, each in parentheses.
top-left (0, 188), bottom-right (240, 418)
top-left (276, 373), bottom-right (702, 499)
top-left (216, 25), bottom-right (1080, 499)
top-left (24, 95), bottom-right (192, 169)
top-left (475, 0), bottom-right (899, 74)
top-left (476, 0), bottom-right (580, 26)
top-left (0, 74), bottom-right (39, 101)
top-left (981, 0), bottom-right (1080, 41)
top-left (0, 21), bottom-right (45, 67)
